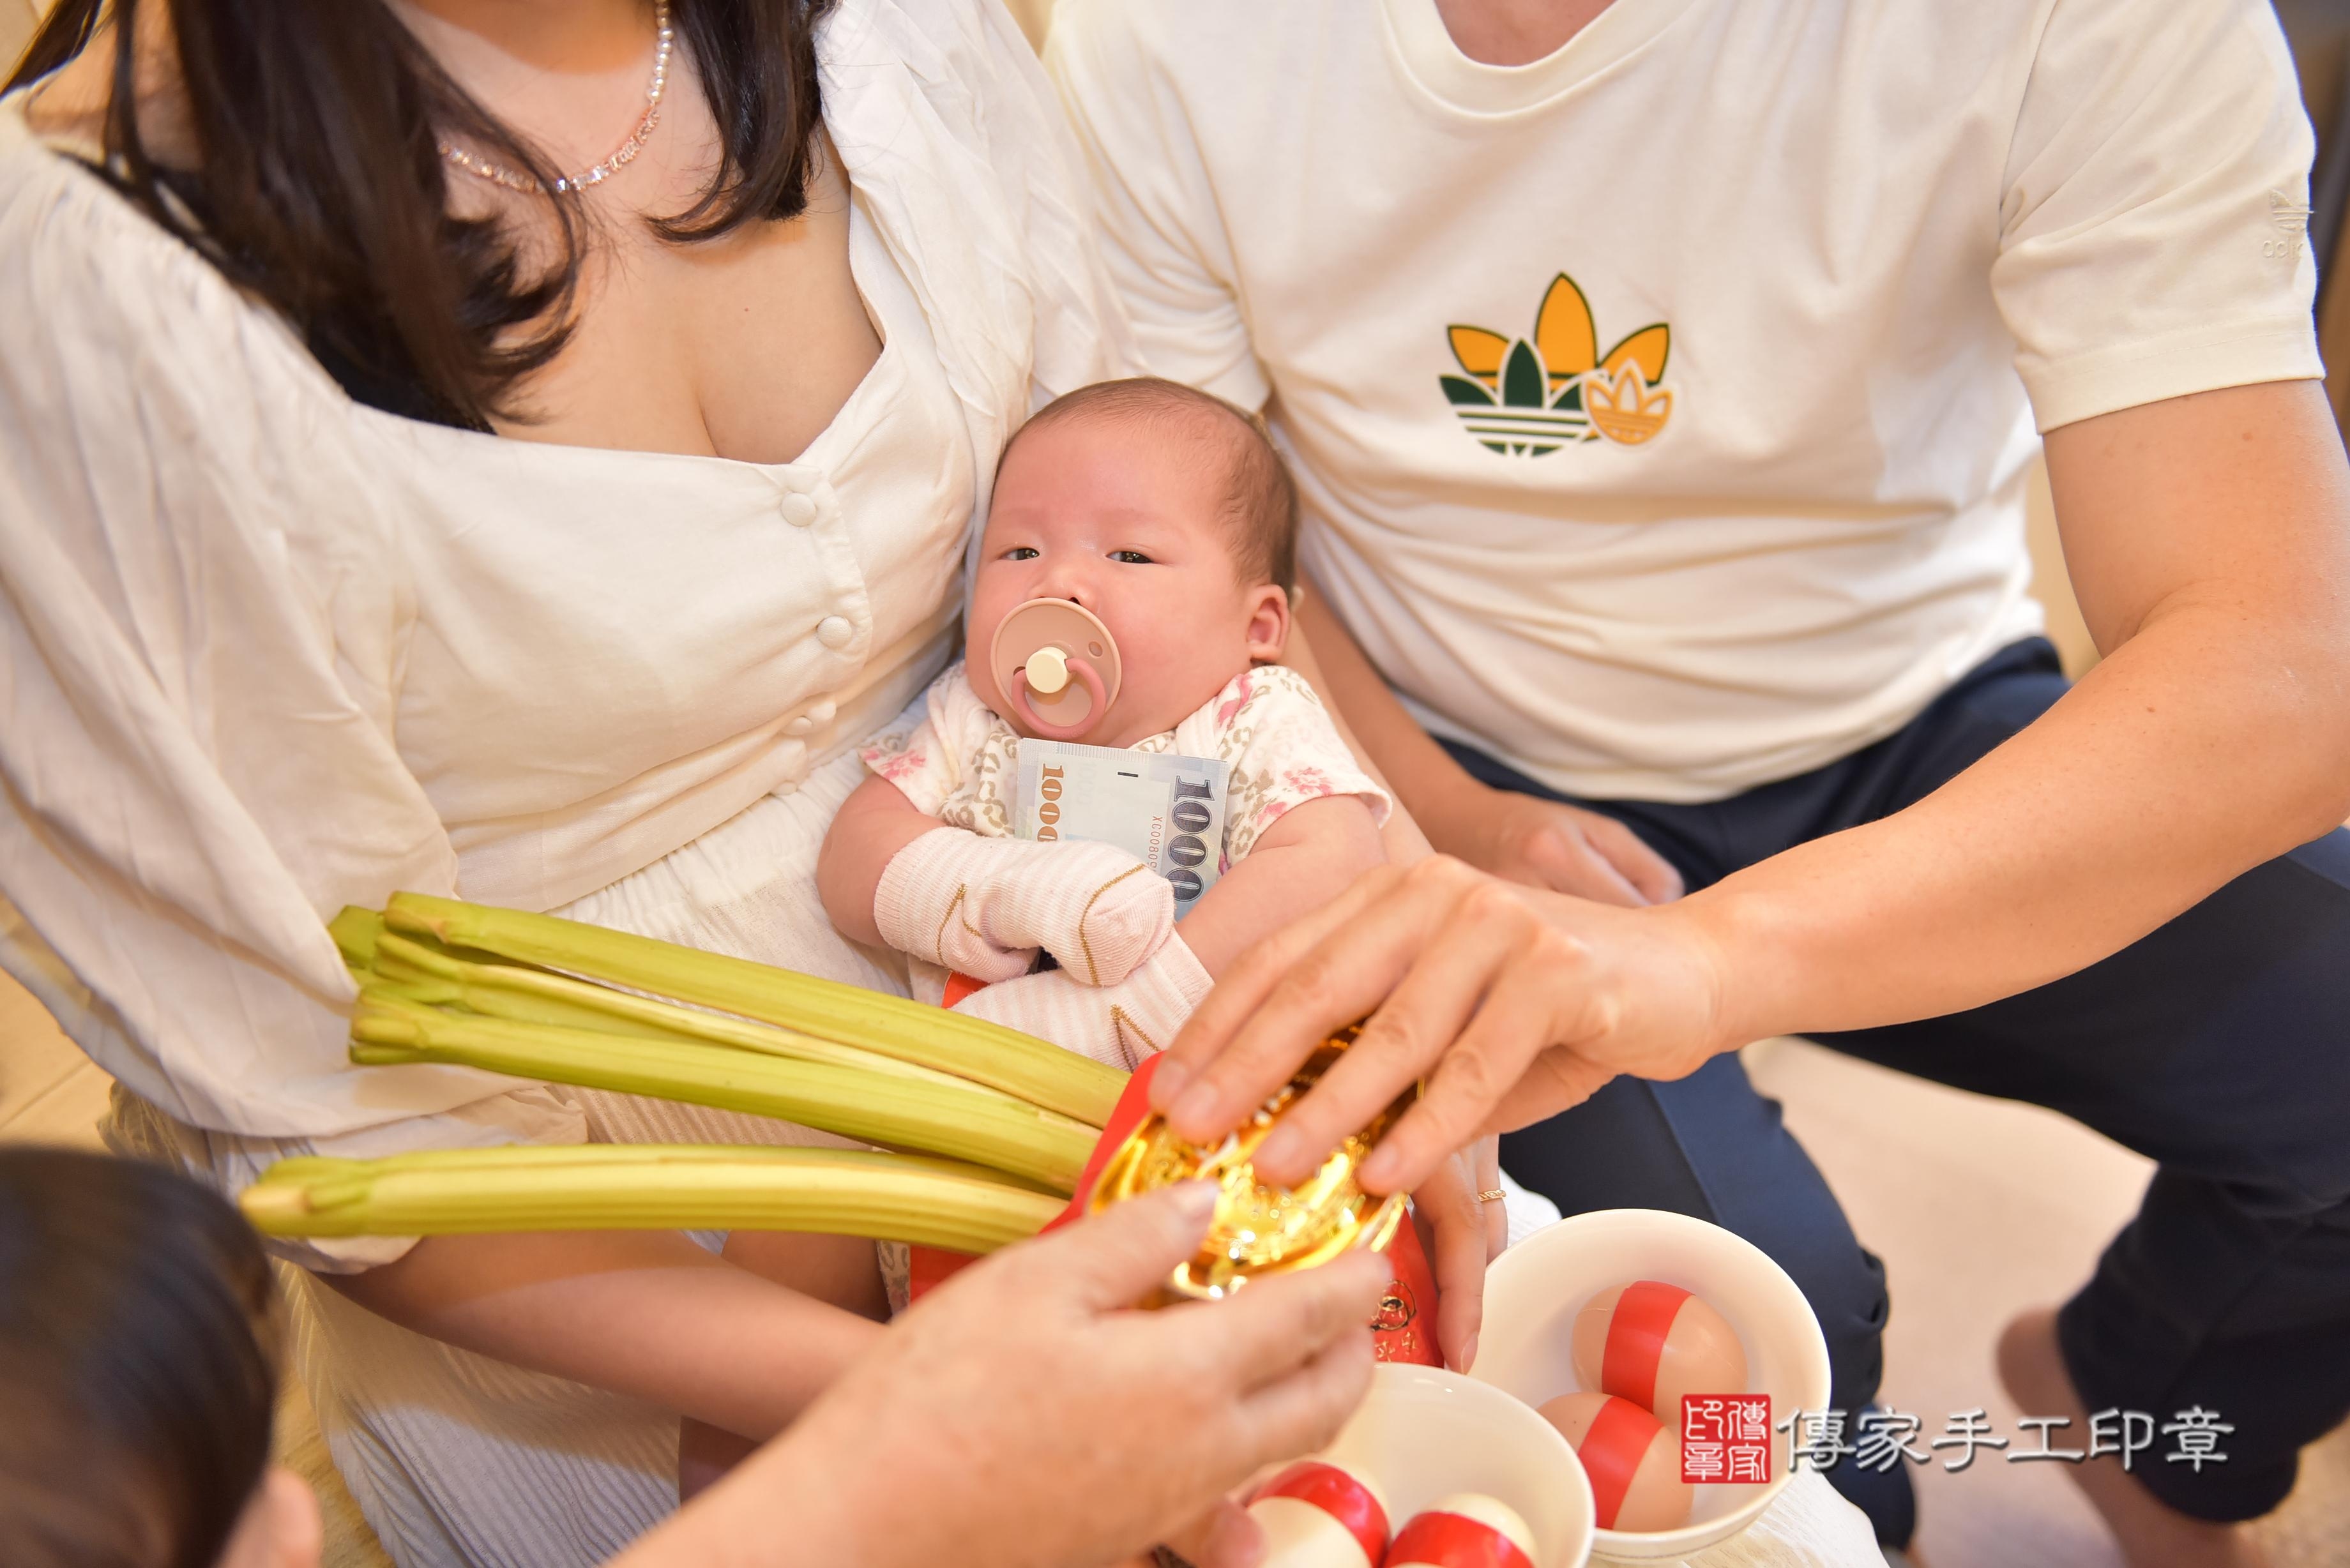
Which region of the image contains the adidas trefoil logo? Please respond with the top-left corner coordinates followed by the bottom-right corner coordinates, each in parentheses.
top-left (1441, 273), bottom-right (1674, 455)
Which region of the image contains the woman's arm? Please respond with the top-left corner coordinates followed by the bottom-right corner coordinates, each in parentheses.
top-left (328, 1231), bottom-right (884, 1440)
top-left (1291, 585), bottom-right (1681, 904)
top-left (1155, 380), bottom-right (2350, 1191)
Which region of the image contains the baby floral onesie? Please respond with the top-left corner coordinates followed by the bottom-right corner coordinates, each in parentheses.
top-left (863, 659), bottom-right (1391, 868)
top-left (861, 658), bottom-right (1391, 1027)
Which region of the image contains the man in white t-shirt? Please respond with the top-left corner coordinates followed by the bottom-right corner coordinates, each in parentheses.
top-left (1049, 0), bottom-right (2350, 1562)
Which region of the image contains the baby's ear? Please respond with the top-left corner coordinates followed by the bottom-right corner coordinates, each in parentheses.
top-left (1243, 582), bottom-right (1292, 661)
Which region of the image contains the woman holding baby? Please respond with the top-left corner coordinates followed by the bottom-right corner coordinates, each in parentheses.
top-left (0, 2), bottom-right (1492, 1565)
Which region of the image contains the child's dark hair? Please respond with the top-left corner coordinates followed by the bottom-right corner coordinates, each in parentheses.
top-left (0, 1147), bottom-right (279, 1568)
top-left (1004, 377), bottom-right (1300, 590)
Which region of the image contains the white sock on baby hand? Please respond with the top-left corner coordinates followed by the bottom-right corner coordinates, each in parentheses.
top-left (950, 933), bottom-right (1212, 1070)
top-left (874, 828), bottom-right (1176, 986)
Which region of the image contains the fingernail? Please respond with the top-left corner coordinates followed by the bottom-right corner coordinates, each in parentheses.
top-left (1359, 1147), bottom-right (1399, 1190)
top-left (1172, 1179), bottom-right (1218, 1222)
top-left (1460, 1331), bottom-right (1480, 1373)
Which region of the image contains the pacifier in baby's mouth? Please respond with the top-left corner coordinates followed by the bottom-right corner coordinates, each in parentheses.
top-left (989, 598), bottom-right (1123, 741)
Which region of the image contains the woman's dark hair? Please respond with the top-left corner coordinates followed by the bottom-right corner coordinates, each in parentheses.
top-left (7, 0), bottom-right (838, 426)
top-left (0, 1147), bottom-right (279, 1568)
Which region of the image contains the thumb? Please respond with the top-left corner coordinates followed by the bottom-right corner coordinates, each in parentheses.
top-left (1040, 1182), bottom-right (1219, 1311)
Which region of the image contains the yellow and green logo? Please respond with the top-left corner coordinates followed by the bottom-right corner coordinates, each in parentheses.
top-left (1442, 273), bottom-right (1672, 455)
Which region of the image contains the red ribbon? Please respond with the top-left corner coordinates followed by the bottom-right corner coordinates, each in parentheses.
top-left (1386, 1509), bottom-right (1536, 1568)
top-left (1601, 1279), bottom-right (1692, 1415)
top-left (1250, 1461), bottom-right (1389, 1566)
top-left (1577, 1394), bottom-right (1664, 1532)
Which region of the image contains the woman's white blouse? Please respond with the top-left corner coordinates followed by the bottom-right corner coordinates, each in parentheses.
top-left (0, 0), bottom-right (1132, 1214)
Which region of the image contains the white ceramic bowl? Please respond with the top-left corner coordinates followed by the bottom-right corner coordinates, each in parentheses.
top-left (1470, 1209), bottom-right (1832, 1560)
top-left (1315, 1362), bottom-right (1596, 1567)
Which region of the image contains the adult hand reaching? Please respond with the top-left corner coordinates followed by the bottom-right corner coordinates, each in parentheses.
top-left (619, 1182), bottom-right (1390, 1568)
top-left (1423, 783), bottom-right (1685, 907)
top-left (1413, 1145), bottom-right (1499, 1373)
top-left (1152, 857), bottom-right (1732, 1199)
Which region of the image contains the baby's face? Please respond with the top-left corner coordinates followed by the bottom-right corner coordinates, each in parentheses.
top-left (969, 414), bottom-right (1289, 747)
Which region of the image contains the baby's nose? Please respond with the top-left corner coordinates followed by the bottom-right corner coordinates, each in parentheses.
top-left (1029, 566), bottom-right (1100, 609)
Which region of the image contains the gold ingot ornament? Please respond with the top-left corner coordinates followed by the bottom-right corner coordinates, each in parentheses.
top-left (1088, 1027), bottom-right (1414, 1300)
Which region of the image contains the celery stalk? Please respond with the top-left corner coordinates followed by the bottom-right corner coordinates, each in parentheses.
top-left (241, 1144), bottom-right (1060, 1250)
top-left (366, 933), bottom-right (995, 1098)
top-left (350, 998), bottom-right (1093, 1193)
top-left (383, 892), bottom-right (1123, 1125)
top-left (330, 905), bottom-right (385, 972)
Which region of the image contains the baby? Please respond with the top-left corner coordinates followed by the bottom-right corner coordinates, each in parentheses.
top-left (817, 378), bottom-right (1390, 1068)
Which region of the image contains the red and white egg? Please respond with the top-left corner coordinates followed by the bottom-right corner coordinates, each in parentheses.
top-left (1246, 1460), bottom-right (1391, 1568)
top-left (1535, 1392), bottom-right (1693, 1533)
top-left (1382, 1492), bottom-right (1537, 1568)
top-left (1570, 1280), bottom-right (1747, 1428)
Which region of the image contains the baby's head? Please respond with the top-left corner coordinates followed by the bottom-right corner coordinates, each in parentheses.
top-left (969, 377), bottom-right (1298, 747)
top-left (0, 1147), bottom-right (321, 1568)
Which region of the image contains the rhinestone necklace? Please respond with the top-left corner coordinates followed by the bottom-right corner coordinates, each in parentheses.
top-left (438, 0), bottom-right (674, 197)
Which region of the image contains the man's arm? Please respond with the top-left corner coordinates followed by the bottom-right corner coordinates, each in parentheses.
top-left (1704, 377), bottom-right (2350, 1039)
top-left (1157, 379), bottom-right (2350, 1187)
top-left (1292, 585), bottom-right (1681, 904)
top-left (1276, 619), bottom-right (1435, 865)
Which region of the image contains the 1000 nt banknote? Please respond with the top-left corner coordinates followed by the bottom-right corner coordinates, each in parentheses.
top-left (1014, 740), bottom-right (1229, 916)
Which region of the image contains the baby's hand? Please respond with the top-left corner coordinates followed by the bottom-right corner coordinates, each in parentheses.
top-left (951, 934), bottom-right (1211, 1070)
top-left (876, 830), bottom-right (1174, 986)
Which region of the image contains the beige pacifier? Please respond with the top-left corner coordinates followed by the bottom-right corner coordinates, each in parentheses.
top-left (989, 598), bottom-right (1123, 741)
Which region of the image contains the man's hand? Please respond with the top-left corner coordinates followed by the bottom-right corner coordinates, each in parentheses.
top-left (1419, 783), bottom-right (1683, 907)
top-left (1153, 857), bottom-right (1729, 1198)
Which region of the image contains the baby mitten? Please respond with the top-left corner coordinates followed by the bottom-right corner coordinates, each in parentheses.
top-left (874, 827), bottom-right (1176, 987)
top-left (948, 933), bottom-right (1213, 1070)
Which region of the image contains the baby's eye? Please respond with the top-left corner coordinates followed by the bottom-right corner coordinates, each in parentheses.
top-left (1109, 550), bottom-right (1154, 565)
top-left (1003, 546), bottom-right (1040, 561)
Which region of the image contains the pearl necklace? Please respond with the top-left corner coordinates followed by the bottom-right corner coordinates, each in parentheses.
top-left (438, 0), bottom-right (674, 197)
